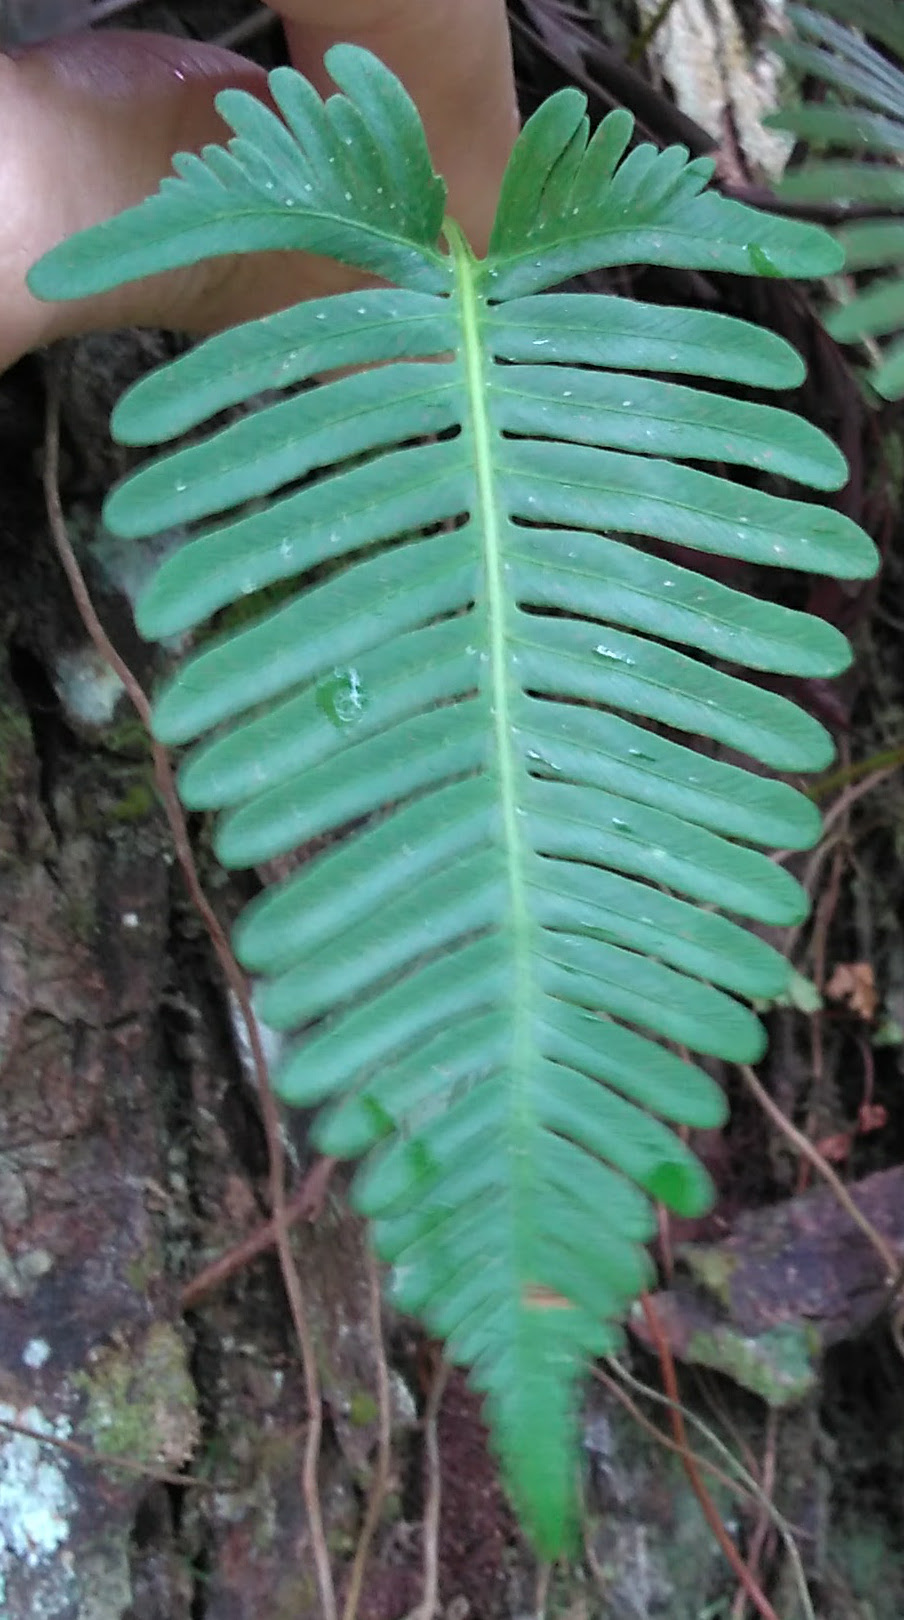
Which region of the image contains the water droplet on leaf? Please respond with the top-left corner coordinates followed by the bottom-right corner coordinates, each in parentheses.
top-left (749, 244), bottom-right (781, 277)
top-left (316, 666), bottom-right (367, 728)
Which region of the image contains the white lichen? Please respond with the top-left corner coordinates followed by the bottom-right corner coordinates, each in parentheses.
top-left (22, 1339), bottom-right (52, 1370)
top-left (52, 646), bottom-right (125, 727)
top-left (0, 1403), bottom-right (73, 1608)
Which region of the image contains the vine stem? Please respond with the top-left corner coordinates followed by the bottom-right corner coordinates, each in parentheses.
top-left (640, 1295), bottom-right (782, 1620)
top-left (739, 1064), bottom-right (900, 1283)
top-left (42, 369), bottom-right (337, 1620)
top-left (0, 1413), bottom-right (224, 1492)
top-left (179, 1155), bottom-right (337, 1310)
top-left (340, 1252), bottom-right (392, 1620)
top-left (599, 1361), bottom-right (815, 1620)
top-left (730, 1410), bottom-right (778, 1620)
top-left (401, 1360), bottom-right (449, 1620)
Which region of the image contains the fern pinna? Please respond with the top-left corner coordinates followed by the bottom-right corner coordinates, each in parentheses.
top-left (30, 48), bottom-right (876, 1552)
top-left (768, 0), bottom-right (904, 398)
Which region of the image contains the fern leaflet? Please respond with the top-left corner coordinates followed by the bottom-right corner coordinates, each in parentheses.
top-left (768, 0), bottom-right (904, 397)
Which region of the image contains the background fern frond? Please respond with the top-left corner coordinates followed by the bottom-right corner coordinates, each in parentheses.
top-left (768, 0), bottom-right (904, 398)
top-left (29, 48), bottom-right (878, 1554)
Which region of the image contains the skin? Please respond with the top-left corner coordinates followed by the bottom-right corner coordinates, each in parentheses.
top-left (0, 0), bottom-right (518, 372)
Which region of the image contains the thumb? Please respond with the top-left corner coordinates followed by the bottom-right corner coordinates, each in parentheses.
top-left (1, 31), bottom-right (335, 371)
top-left (3, 4), bottom-right (517, 372)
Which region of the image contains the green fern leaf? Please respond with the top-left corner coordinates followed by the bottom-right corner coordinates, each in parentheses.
top-left (799, 0), bottom-right (904, 56)
top-left (768, 1), bottom-right (904, 397)
top-left (29, 48), bottom-right (877, 1553)
top-left (28, 48), bottom-right (450, 299)
top-left (481, 89), bottom-right (841, 295)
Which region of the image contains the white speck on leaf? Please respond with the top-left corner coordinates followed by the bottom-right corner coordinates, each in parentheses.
top-left (595, 644), bottom-right (636, 666)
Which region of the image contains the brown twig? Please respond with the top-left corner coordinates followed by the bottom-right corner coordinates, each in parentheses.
top-left (580, 1502), bottom-right (610, 1597)
top-left (534, 1560), bottom-right (552, 1618)
top-left (697, 1369), bottom-right (760, 1487)
top-left (0, 1413), bottom-right (224, 1492)
top-left (180, 1156), bottom-right (338, 1311)
top-left (341, 1253), bottom-right (392, 1620)
top-left (797, 837), bottom-right (846, 1192)
top-left (591, 1367), bottom-right (750, 1501)
top-left (818, 763), bottom-right (902, 841)
top-left (809, 744), bottom-right (904, 802)
top-left (640, 1296), bottom-right (782, 1620)
top-left (601, 1361), bottom-right (816, 1620)
top-left (656, 1199), bottom-right (675, 1284)
top-left (42, 373), bottom-right (337, 1620)
top-left (775, 760), bottom-right (900, 911)
top-left (730, 1409), bottom-right (778, 1620)
top-left (401, 1360), bottom-right (449, 1620)
top-left (807, 834), bottom-right (846, 992)
top-left (739, 1065), bottom-right (900, 1282)
top-left (778, 829), bottom-right (845, 966)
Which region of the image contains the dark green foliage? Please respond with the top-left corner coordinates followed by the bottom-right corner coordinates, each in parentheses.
top-left (768, 0), bottom-right (904, 398)
top-left (30, 46), bottom-right (876, 1552)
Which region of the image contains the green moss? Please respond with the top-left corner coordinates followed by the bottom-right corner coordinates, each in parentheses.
top-left (124, 1248), bottom-right (158, 1294)
top-left (101, 713), bottom-right (153, 760)
top-left (842, 1527), bottom-right (890, 1594)
top-left (685, 1321), bottom-right (818, 1408)
top-left (61, 892), bottom-right (97, 942)
top-left (73, 1323), bottom-right (197, 1467)
top-left (348, 1389), bottom-right (379, 1428)
top-left (0, 698), bottom-right (33, 792)
top-left (831, 1523), bottom-right (904, 1620)
top-left (108, 779), bottom-right (156, 822)
top-left (272, 1568), bottom-right (319, 1620)
top-left (0, 700), bottom-right (31, 750)
top-left (326, 1525), bottom-right (356, 1557)
top-left (678, 1244), bottom-right (739, 1309)
top-left (380, 1491), bottom-right (402, 1524)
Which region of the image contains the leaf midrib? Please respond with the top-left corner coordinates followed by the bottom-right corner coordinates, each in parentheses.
top-left (448, 223), bottom-right (536, 1255)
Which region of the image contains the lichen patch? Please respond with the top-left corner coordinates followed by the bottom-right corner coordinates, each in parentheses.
top-left (0, 1402), bottom-right (73, 1608)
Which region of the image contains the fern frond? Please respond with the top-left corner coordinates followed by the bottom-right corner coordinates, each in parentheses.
top-left (29, 48), bottom-right (877, 1554)
top-left (768, 1), bottom-right (904, 397)
top-left (28, 48), bottom-right (450, 298)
